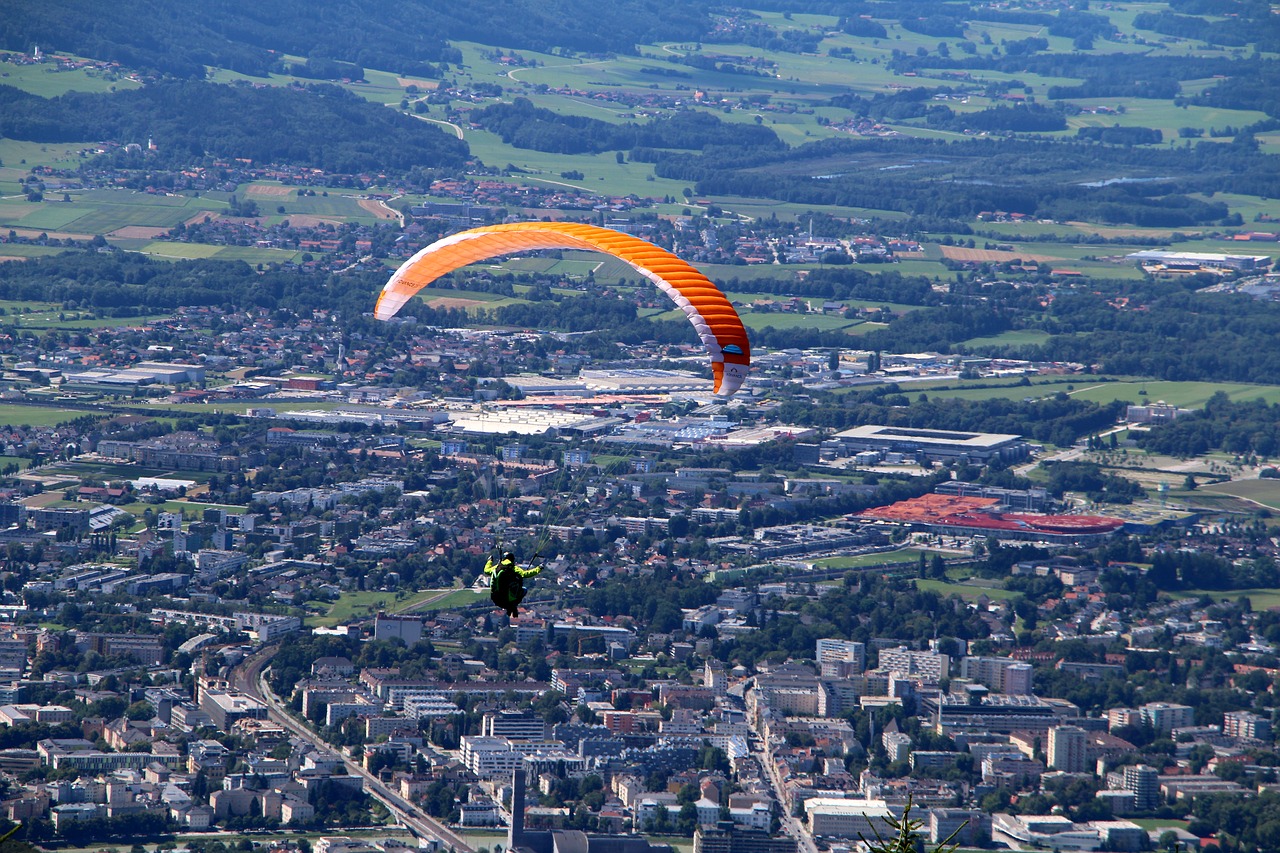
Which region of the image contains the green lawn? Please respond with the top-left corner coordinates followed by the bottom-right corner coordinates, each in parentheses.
top-left (116, 500), bottom-right (243, 520)
top-left (915, 578), bottom-right (1019, 601)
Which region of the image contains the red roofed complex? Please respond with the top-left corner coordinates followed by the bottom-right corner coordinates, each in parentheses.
top-left (857, 494), bottom-right (1124, 544)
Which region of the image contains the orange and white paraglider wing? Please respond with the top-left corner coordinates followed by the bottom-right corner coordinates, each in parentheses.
top-left (375, 222), bottom-right (750, 396)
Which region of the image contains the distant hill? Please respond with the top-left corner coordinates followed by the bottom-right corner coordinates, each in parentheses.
top-left (0, 0), bottom-right (714, 79)
top-left (0, 81), bottom-right (469, 174)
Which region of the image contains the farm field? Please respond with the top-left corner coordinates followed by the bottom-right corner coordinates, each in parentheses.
top-left (137, 241), bottom-right (304, 264)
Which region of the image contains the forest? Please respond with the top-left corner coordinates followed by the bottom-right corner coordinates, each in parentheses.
top-left (0, 81), bottom-right (469, 176)
top-left (0, 0), bottom-right (712, 79)
top-left (471, 99), bottom-right (783, 156)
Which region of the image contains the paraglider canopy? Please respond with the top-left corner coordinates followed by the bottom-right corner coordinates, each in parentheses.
top-left (375, 222), bottom-right (751, 396)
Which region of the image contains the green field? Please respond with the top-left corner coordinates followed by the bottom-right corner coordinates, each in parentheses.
top-left (117, 500), bottom-right (244, 521)
top-left (1202, 479), bottom-right (1280, 511)
top-left (463, 129), bottom-right (689, 201)
top-left (308, 588), bottom-right (474, 627)
top-left (811, 548), bottom-right (925, 569)
top-left (0, 244), bottom-right (74, 259)
top-left (0, 404), bottom-right (87, 428)
top-left (132, 241), bottom-right (305, 264)
top-left (962, 330), bottom-right (1053, 350)
top-left (143, 399), bottom-right (342, 416)
top-left (921, 378), bottom-right (1280, 407)
top-left (415, 588), bottom-right (486, 611)
top-left (741, 312), bottom-right (863, 332)
top-left (1174, 588), bottom-right (1280, 609)
top-left (914, 578), bottom-right (1020, 601)
top-left (1067, 380), bottom-right (1280, 409)
top-left (0, 58), bottom-right (140, 98)
top-left (0, 139), bottom-right (92, 173)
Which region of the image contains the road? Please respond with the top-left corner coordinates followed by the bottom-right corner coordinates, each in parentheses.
top-left (232, 646), bottom-right (475, 853)
top-left (1013, 423), bottom-right (1128, 476)
top-left (407, 112), bottom-right (465, 140)
top-left (744, 688), bottom-right (819, 853)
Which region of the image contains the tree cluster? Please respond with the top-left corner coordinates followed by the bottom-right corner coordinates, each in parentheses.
top-left (472, 98), bottom-right (782, 156)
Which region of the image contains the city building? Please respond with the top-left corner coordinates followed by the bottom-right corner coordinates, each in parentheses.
top-left (483, 710), bottom-right (548, 742)
top-left (694, 825), bottom-right (797, 853)
top-left (877, 646), bottom-right (949, 681)
top-left (804, 798), bottom-right (898, 839)
top-left (1122, 764), bottom-right (1160, 811)
top-left (959, 656), bottom-right (1034, 696)
top-left (1047, 725), bottom-right (1089, 773)
top-left (816, 638), bottom-right (865, 675)
top-left (1223, 710), bottom-right (1271, 741)
top-left (828, 424), bottom-right (1030, 464)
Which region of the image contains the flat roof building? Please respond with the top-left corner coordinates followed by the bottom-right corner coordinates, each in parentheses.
top-left (804, 798), bottom-right (898, 840)
top-left (1127, 249), bottom-right (1271, 273)
top-left (829, 424), bottom-right (1030, 463)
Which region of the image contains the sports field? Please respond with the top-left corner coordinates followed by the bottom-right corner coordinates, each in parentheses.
top-left (811, 548), bottom-right (924, 569)
top-left (914, 578), bottom-right (1019, 601)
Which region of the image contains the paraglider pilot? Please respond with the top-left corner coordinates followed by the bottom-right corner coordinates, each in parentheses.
top-left (484, 551), bottom-right (543, 617)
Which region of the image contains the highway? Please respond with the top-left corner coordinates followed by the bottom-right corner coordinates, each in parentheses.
top-left (231, 646), bottom-right (475, 853)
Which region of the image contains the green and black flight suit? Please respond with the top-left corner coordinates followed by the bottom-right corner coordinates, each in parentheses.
top-left (484, 551), bottom-right (543, 617)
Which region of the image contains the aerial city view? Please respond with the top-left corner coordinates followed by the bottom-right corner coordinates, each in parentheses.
top-left (5, 0), bottom-right (1280, 851)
